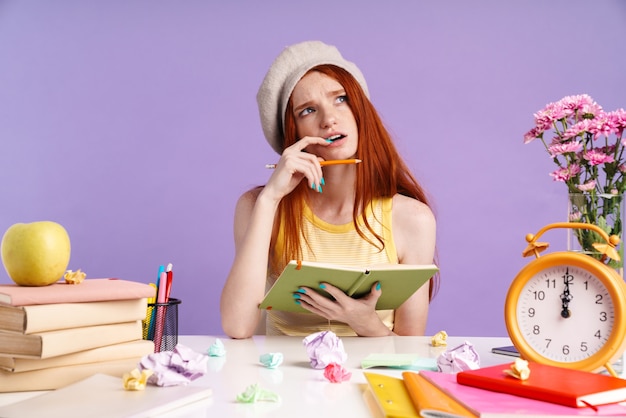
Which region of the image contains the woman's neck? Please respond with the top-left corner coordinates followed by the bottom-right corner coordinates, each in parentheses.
top-left (306, 167), bottom-right (357, 224)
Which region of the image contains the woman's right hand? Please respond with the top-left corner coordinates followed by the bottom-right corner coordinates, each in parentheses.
top-left (261, 136), bottom-right (330, 202)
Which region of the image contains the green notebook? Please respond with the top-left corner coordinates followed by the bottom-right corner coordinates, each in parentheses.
top-left (259, 260), bottom-right (439, 313)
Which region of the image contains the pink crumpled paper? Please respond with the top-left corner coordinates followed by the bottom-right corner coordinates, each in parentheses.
top-left (139, 344), bottom-right (208, 386)
top-left (437, 340), bottom-right (480, 373)
top-left (302, 330), bottom-right (347, 369)
top-left (323, 362), bottom-right (352, 383)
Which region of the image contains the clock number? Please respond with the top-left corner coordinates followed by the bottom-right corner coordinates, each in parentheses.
top-left (596, 294), bottom-right (603, 304)
top-left (533, 325), bottom-right (540, 335)
top-left (533, 291), bottom-right (545, 300)
top-left (545, 278), bottom-right (556, 288)
top-left (528, 307), bottom-right (535, 318)
top-left (562, 345), bottom-right (570, 355)
top-left (600, 311), bottom-right (607, 322)
top-left (595, 330), bottom-right (602, 339)
top-left (560, 269), bottom-right (573, 319)
top-left (580, 342), bottom-right (588, 352)
top-left (544, 339), bottom-right (551, 349)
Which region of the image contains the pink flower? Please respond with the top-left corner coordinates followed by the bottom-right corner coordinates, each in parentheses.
top-left (561, 119), bottom-right (594, 141)
top-left (550, 164), bottom-right (581, 182)
top-left (577, 180), bottom-right (596, 192)
top-left (583, 149), bottom-right (614, 166)
top-left (548, 141), bottom-right (582, 157)
top-left (323, 363), bottom-right (352, 383)
top-left (523, 127), bottom-right (541, 144)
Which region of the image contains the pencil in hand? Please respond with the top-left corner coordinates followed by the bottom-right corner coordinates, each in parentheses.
top-left (265, 159), bottom-right (362, 169)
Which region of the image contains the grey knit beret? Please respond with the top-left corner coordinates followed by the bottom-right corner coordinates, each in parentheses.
top-left (256, 40), bottom-right (370, 154)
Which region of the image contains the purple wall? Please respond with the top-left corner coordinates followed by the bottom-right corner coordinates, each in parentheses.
top-left (1, 1), bottom-right (625, 337)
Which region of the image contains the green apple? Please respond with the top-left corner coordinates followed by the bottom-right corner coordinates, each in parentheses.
top-left (1, 221), bottom-right (71, 286)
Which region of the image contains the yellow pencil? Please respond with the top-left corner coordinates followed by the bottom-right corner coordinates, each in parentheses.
top-left (265, 159), bottom-right (362, 169)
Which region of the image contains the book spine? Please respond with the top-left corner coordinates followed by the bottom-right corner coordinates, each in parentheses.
top-left (0, 339), bottom-right (154, 373)
top-left (20, 298), bottom-right (148, 334)
top-left (0, 358), bottom-right (143, 392)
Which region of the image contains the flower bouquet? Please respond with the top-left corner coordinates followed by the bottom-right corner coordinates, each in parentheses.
top-left (524, 94), bottom-right (626, 269)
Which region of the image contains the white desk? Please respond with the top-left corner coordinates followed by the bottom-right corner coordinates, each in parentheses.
top-left (0, 335), bottom-right (513, 417)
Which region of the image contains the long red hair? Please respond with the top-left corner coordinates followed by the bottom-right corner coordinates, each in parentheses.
top-left (268, 64), bottom-right (439, 299)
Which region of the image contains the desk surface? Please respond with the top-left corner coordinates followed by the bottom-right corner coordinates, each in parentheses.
top-left (0, 335), bottom-right (513, 417)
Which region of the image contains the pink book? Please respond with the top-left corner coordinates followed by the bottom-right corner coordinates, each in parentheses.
top-left (0, 279), bottom-right (156, 306)
top-left (419, 370), bottom-right (626, 417)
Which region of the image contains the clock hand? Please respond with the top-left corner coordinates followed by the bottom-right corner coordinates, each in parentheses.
top-left (560, 268), bottom-right (573, 318)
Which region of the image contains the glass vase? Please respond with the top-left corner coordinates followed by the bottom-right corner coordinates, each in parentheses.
top-left (567, 192), bottom-right (624, 271)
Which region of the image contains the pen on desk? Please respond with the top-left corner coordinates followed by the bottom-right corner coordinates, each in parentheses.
top-left (265, 159), bottom-right (362, 169)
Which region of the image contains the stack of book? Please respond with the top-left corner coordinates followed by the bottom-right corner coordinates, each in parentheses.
top-left (0, 278), bottom-right (157, 392)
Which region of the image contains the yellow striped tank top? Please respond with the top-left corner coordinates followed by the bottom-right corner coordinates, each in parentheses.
top-left (266, 197), bottom-right (397, 336)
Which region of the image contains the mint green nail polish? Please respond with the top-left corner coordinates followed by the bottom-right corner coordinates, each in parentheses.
top-left (317, 184), bottom-right (322, 193)
top-left (295, 300), bottom-right (301, 305)
top-left (319, 283), bottom-right (326, 289)
top-left (321, 177), bottom-right (325, 186)
top-left (298, 288), bottom-right (306, 294)
top-left (376, 282), bottom-right (381, 291)
top-left (325, 139), bottom-right (333, 143)
top-left (311, 182), bottom-right (316, 190)
top-left (293, 293), bottom-right (301, 299)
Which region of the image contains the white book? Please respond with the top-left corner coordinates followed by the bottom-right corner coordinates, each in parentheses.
top-left (0, 373), bottom-right (212, 418)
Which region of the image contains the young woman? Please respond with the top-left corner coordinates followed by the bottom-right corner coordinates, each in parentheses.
top-left (220, 41), bottom-right (437, 338)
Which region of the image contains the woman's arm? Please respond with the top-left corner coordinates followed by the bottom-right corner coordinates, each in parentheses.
top-left (220, 189), bottom-right (277, 339)
top-left (391, 194), bottom-right (437, 335)
top-left (220, 137), bottom-right (329, 338)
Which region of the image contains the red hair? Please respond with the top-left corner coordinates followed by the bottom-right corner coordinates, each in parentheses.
top-left (269, 65), bottom-right (439, 299)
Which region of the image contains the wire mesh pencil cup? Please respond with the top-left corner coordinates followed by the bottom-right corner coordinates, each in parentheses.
top-left (142, 298), bottom-right (181, 352)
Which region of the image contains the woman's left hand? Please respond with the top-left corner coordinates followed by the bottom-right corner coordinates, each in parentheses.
top-left (295, 282), bottom-right (392, 336)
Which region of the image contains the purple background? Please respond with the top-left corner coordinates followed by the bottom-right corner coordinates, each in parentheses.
top-left (1, 1), bottom-right (625, 337)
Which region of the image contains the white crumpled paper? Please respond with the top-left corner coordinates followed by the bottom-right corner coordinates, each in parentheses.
top-left (437, 340), bottom-right (480, 373)
top-left (302, 330), bottom-right (347, 369)
top-left (139, 344), bottom-right (208, 386)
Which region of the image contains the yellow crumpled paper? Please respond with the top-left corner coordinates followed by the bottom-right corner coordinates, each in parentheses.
top-left (431, 330), bottom-right (448, 347)
top-left (64, 269), bottom-right (86, 284)
top-left (123, 368), bottom-right (154, 391)
top-left (504, 358), bottom-right (530, 380)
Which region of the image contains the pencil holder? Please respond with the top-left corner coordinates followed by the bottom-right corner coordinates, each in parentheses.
top-left (143, 298), bottom-right (181, 353)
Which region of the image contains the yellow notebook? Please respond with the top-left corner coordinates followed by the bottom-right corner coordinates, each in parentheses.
top-left (363, 372), bottom-right (476, 418)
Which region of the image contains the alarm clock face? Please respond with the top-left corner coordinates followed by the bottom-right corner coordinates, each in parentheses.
top-left (514, 263), bottom-right (616, 364)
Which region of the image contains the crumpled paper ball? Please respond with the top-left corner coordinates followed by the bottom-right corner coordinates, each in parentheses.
top-left (437, 341), bottom-right (480, 373)
top-left (236, 383), bottom-right (281, 403)
top-left (122, 368), bottom-right (153, 391)
top-left (504, 358), bottom-right (530, 380)
top-left (323, 362), bottom-right (352, 383)
top-left (431, 330), bottom-right (448, 347)
top-left (208, 338), bottom-right (226, 357)
top-left (139, 344), bottom-right (208, 386)
top-left (302, 330), bottom-right (347, 369)
top-left (64, 269), bottom-right (86, 284)
top-left (260, 352), bottom-right (283, 369)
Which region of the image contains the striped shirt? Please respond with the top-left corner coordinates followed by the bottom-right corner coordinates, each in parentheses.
top-left (266, 197), bottom-right (397, 336)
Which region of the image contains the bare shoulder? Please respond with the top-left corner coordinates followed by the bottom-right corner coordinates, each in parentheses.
top-left (235, 187), bottom-right (263, 214)
top-left (391, 194), bottom-right (436, 227)
top-left (391, 194), bottom-right (436, 264)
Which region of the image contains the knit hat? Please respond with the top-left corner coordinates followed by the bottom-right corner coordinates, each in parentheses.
top-left (257, 41), bottom-right (370, 154)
